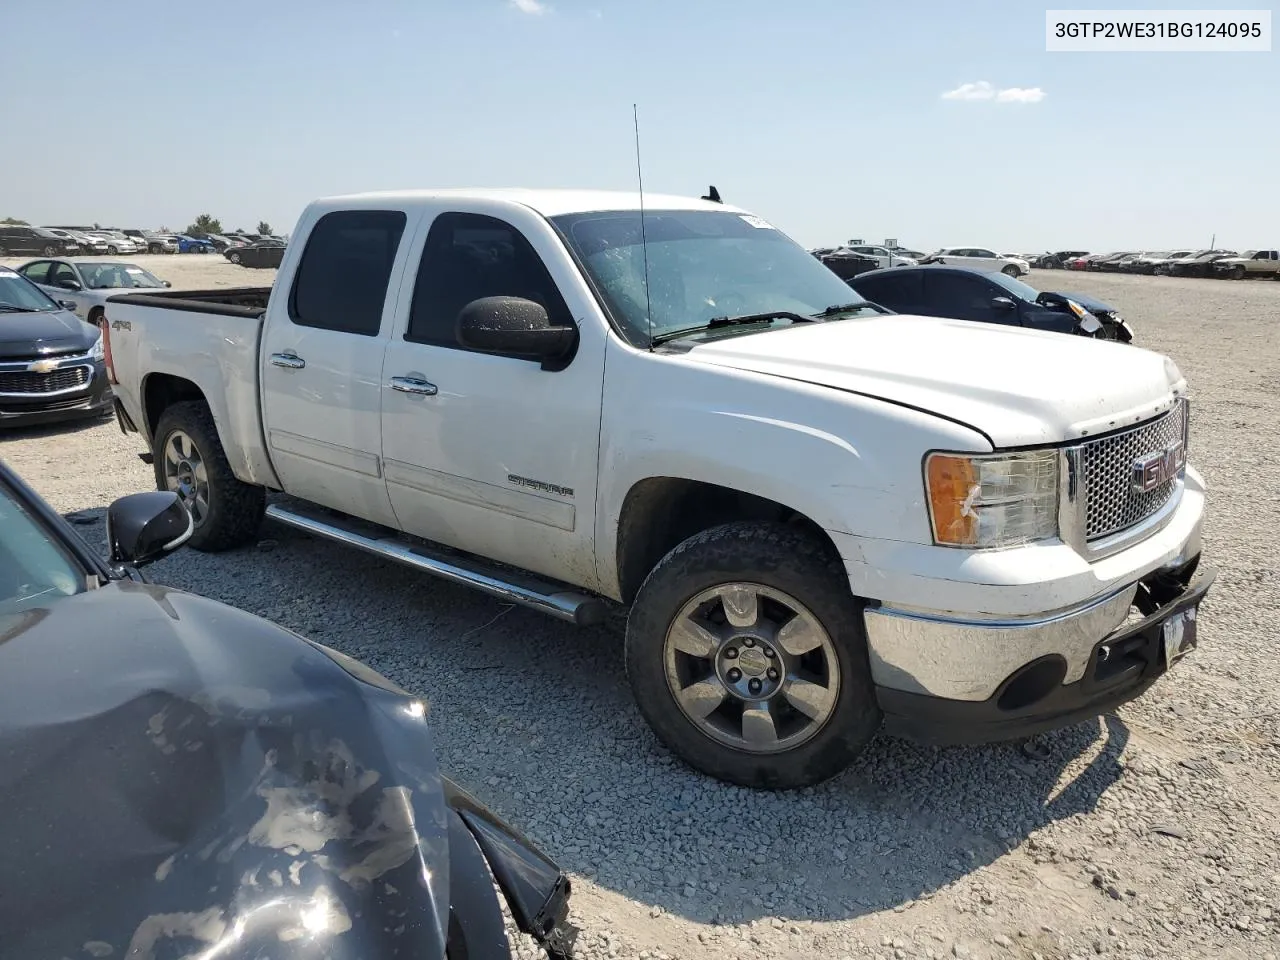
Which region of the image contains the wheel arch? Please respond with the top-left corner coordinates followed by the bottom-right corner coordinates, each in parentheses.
top-left (613, 477), bottom-right (843, 606)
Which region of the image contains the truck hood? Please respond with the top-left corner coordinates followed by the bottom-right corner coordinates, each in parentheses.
top-left (682, 315), bottom-right (1184, 447)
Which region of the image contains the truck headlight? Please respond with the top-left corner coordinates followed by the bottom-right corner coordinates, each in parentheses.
top-left (924, 450), bottom-right (1059, 548)
top-left (90, 333), bottom-right (105, 361)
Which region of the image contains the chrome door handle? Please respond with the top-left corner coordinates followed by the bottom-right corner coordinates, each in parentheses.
top-left (390, 376), bottom-right (437, 396)
top-left (270, 352), bottom-right (305, 369)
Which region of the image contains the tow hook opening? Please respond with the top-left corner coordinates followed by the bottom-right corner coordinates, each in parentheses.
top-left (996, 656), bottom-right (1067, 712)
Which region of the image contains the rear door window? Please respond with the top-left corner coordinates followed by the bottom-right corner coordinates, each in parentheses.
top-left (852, 270), bottom-right (923, 312)
top-left (287, 210), bottom-right (407, 336)
top-left (20, 261), bottom-right (52, 284)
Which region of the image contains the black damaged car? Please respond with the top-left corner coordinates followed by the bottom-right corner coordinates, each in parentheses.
top-left (0, 265), bottom-right (113, 426)
top-left (848, 264), bottom-right (1135, 342)
top-left (0, 462), bottom-right (573, 960)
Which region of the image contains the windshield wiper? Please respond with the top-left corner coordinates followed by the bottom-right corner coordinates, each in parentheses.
top-left (0, 304), bottom-right (36, 313)
top-left (650, 311), bottom-right (815, 346)
top-left (815, 302), bottom-right (879, 318)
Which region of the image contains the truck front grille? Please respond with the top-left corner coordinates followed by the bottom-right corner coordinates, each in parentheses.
top-left (0, 366), bottom-right (90, 396)
top-left (1082, 400), bottom-right (1188, 541)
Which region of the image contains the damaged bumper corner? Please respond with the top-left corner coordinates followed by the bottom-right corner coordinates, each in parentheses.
top-left (443, 777), bottom-right (573, 958)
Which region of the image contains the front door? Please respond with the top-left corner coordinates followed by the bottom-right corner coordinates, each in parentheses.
top-left (260, 207), bottom-right (416, 528)
top-left (379, 206), bottom-right (605, 591)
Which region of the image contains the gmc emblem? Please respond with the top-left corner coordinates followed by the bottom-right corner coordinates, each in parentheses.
top-left (1131, 441), bottom-right (1185, 493)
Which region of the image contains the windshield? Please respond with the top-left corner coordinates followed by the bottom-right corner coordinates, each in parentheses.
top-left (0, 271), bottom-right (59, 312)
top-left (0, 482), bottom-right (85, 614)
top-left (985, 271), bottom-right (1041, 301)
top-left (550, 210), bottom-right (866, 344)
top-left (78, 263), bottom-right (165, 290)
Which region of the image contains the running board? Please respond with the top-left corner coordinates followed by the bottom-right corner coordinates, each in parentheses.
top-left (264, 503), bottom-right (608, 626)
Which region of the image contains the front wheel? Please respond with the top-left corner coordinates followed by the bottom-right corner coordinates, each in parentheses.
top-left (625, 522), bottom-right (881, 789)
top-left (152, 401), bottom-right (265, 551)
top-left (1230, 265), bottom-right (1245, 280)
top-left (229, 252), bottom-right (242, 264)
top-left (1002, 264), bottom-right (1020, 277)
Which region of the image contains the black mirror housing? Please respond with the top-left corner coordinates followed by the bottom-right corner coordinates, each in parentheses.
top-left (456, 296), bottom-right (578, 370)
top-left (991, 296), bottom-right (1017, 310)
top-left (106, 491), bottom-right (193, 567)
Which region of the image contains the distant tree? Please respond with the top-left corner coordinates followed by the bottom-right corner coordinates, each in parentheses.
top-left (185, 213), bottom-right (224, 237)
top-left (1, 216), bottom-right (28, 225)
top-left (93, 222), bottom-right (101, 229)
top-left (257, 221), bottom-right (272, 236)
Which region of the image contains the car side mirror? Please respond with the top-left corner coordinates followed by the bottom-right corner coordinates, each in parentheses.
top-left (58, 300), bottom-right (78, 311)
top-left (456, 296), bottom-right (578, 370)
top-left (60, 279), bottom-right (83, 291)
top-left (106, 491), bottom-right (193, 567)
top-left (163, 280), bottom-right (172, 287)
top-left (992, 296), bottom-right (1017, 310)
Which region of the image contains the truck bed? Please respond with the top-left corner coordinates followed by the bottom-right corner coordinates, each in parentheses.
top-left (107, 286), bottom-right (272, 317)
top-left (104, 286), bottom-right (279, 491)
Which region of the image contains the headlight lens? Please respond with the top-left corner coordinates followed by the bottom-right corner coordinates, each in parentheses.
top-left (924, 450), bottom-right (1060, 548)
top-left (90, 333), bottom-right (105, 361)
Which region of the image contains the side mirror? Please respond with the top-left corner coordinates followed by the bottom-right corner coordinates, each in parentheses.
top-left (106, 491), bottom-right (193, 567)
top-left (991, 296), bottom-right (1017, 310)
top-left (163, 280), bottom-right (172, 287)
top-left (60, 279), bottom-right (83, 291)
top-left (456, 296), bottom-right (578, 369)
top-left (58, 300), bottom-right (78, 311)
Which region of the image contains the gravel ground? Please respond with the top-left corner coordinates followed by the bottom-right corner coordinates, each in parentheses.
top-left (2, 257), bottom-right (1278, 960)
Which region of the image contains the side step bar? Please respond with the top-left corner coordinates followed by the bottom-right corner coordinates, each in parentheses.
top-left (264, 503), bottom-right (609, 627)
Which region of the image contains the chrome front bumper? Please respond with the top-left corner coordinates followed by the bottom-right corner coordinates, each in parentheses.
top-left (864, 515), bottom-right (1204, 703)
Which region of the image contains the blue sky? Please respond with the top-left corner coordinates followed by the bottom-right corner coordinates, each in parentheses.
top-left (1, 0), bottom-right (1275, 250)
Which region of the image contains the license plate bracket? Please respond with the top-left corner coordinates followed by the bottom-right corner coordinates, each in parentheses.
top-left (1162, 604), bottom-right (1199, 666)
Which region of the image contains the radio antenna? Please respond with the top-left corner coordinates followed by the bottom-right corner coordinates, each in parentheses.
top-left (633, 104), bottom-right (654, 351)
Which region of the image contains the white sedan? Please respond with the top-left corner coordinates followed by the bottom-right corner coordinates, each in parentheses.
top-left (923, 247), bottom-right (1030, 277)
top-left (15, 258), bottom-right (170, 325)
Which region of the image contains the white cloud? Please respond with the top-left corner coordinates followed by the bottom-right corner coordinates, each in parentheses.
top-left (509, 0), bottom-right (548, 13)
top-left (941, 81), bottom-right (1046, 104)
top-left (941, 81), bottom-right (996, 101)
top-left (995, 86), bottom-right (1046, 103)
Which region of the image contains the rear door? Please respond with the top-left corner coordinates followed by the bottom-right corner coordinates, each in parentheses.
top-left (259, 207), bottom-right (417, 527)
top-left (378, 204), bottom-right (606, 589)
top-left (921, 271), bottom-right (1008, 325)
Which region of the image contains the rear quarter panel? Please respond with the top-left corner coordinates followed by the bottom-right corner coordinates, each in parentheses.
top-left (105, 299), bottom-right (280, 488)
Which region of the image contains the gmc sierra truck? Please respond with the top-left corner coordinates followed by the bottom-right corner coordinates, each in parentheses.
top-left (102, 189), bottom-right (1213, 789)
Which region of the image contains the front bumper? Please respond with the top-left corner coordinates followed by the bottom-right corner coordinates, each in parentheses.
top-left (874, 557), bottom-right (1213, 744)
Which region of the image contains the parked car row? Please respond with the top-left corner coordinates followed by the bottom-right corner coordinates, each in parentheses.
top-left (0, 224), bottom-right (289, 259)
top-left (1030, 248), bottom-right (1279, 279)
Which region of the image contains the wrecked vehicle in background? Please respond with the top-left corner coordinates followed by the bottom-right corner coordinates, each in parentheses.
top-left (0, 461), bottom-right (572, 960)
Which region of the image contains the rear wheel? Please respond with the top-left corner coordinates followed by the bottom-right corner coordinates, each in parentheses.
top-left (625, 522), bottom-right (881, 789)
top-left (153, 401), bottom-right (265, 551)
top-left (42, 244), bottom-right (57, 256)
top-left (229, 252), bottom-right (242, 264)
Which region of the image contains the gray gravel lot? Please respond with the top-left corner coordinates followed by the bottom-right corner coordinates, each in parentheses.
top-left (2, 259), bottom-right (1278, 959)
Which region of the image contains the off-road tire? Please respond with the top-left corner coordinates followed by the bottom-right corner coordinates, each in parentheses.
top-left (625, 521), bottom-right (881, 789)
top-left (152, 401), bottom-right (265, 551)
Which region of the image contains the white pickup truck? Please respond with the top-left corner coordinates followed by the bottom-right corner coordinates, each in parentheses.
top-left (103, 189), bottom-right (1213, 789)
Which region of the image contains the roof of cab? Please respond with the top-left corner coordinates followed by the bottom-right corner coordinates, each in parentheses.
top-left (311, 188), bottom-right (746, 218)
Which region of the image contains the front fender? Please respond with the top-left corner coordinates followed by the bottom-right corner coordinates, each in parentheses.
top-left (596, 343), bottom-right (990, 596)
